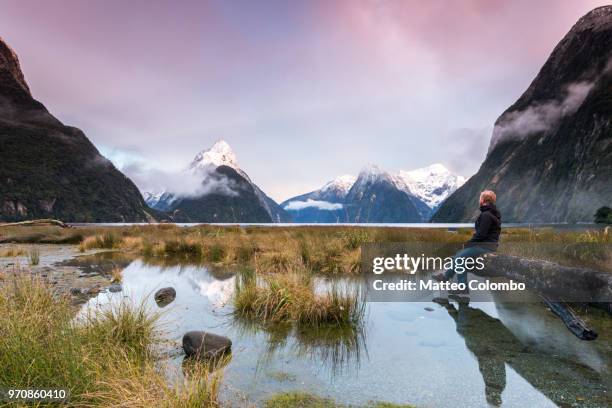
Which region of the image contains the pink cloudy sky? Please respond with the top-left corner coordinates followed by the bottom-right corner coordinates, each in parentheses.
top-left (0, 0), bottom-right (608, 200)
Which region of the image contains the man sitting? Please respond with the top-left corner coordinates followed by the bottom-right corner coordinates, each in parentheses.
top-left (434, 190), bottom-right (501, 287)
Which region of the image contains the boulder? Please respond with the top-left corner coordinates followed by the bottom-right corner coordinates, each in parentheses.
top-left (154, 287), bottom-right (176, 307)
top-left (182, 331), bottom-right (231, 359)
top-left (108, 284), bottom-right (122, 293)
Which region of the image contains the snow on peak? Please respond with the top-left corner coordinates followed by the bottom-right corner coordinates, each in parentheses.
top-left (321, 175), bottom-right (357, 194)
top-left (359, 164), bottom-right (385, 176)
top-left (396, 164), bottom-right (465, 209)
top-left (143, 190), bottom-right (164, 206)
top-left (189, 139), bottom-right (238, 171)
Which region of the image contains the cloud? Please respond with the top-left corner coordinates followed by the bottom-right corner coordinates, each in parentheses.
top-left (488, 80), bottom-right (594, 152)
top-left (123, 162), bottom-right (240, 198)
top-left (444, 126), bottom-right (492, 177)
top-left (283, 199), bottom-right (343, 211)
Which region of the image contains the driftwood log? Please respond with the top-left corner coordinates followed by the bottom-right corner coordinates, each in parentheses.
top-left (538, 295), bottom-right (598, 340)
top-left (0, 219), bottom-right (70, 228)
top-left (481, 253), bottom-right (612, 311)
top-left (478, 253), bottom-right (612, 340)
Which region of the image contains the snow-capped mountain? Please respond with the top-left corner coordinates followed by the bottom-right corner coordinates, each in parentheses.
top-left (344, 165), bottom-right (425, 222)
top-left (281, 163), bottom-right (464, 223)
top-left (395, 164), bottom-right (466, 209)
top-left (188, 140), bottom-right (241, 173)
top-left (282, 165), bottom-right (431, 223)
top-left (143, 191), bottom-right (163, 208)
top-left (320, 175), bottom-right (357, 199)
top-left (143, 191), bottom-right (177, 212)
top-left (280, 175), bottom-right (356, 223)
top-left (144, 140), bottom-right (289, 223)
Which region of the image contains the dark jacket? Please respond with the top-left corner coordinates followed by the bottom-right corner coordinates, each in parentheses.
top-left (467, 204), bottom-right (501, 249)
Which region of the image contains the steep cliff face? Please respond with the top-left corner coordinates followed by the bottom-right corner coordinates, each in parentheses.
top-left (434, 6), bottom-right (612, 223)
top-left (0, 37), bottom-right (156, 222)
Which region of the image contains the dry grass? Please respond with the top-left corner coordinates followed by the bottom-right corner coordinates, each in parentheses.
top-left (0, 246), bottom-right (26, 257)
top-left (3, 223), bottom-right (610, 273)
top-left (78, 232), bottom-right (120, 252)
top-left (0, 275), bottom-right (223, 407)
top-left (28, 247), bottom-right (40, 265)
top-left (110, 267), bottom-right (123, 283)
top-left (234, 269), bottom-right (365, 328)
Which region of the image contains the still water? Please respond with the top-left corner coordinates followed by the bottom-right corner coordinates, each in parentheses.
top-left (83, 258), bottom-right (612, 407)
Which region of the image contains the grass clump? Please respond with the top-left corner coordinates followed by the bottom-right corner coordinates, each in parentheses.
top-left (0, 246), bottom-right (26, 257)
top-left (28, 247), bottom-right (40, 265)
top-left (264, 392), bottom-right (415, 408)
top-left (341, 229), bottom-right (370, 250)
top-left (79, 232), bottom-right (120, 252)
top-left (164, 239), bottom-right (203, 260)
top-left (265, 392), bottom-right (337, 408)
top-left (234, 271), bottom-right (364, 328)
top-left (0, 275), bottom-right (223, 407)
top-left (206, 243), bottom-right (226, 263)
top-left (110, 267), bottom-right (123, 283)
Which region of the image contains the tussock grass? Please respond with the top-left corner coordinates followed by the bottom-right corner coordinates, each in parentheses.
top-left (0, 275), bottom-right (223, 407)
top-left (28, 247), bottom-right (40, 265)
top-left (265, 392), bottom-right (337, 408)
top-left (79, 232), bottom-right (120, 252)
top-left (234, 270), bottom-right (365, 328)
top-left (0, 246), bottom-right (26, 257)
top-left (163, 239), bottom-right (203, 260)
top-left (110, 267), bottom-right (123, 283)
top-left (264, 392), bottom-right (415, 408)
top-left (4, 223), bottom-right (611, 272)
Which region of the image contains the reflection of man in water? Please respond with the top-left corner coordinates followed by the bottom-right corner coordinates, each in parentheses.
top-left (434, 190), bottom-right (501, 290)
top-left (435, 297), bottom-right (506, 406)
top-left (434, 297), bottom-right (608, 407)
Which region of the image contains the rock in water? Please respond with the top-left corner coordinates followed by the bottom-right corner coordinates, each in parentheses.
top-left (108, 284), bottom-right (122, 293)
top-left (433, 6), bottom-right (612, 223)
top-left (154, 287), bottom-right (176, 307)
top-left (182, 331), bottom-right (232, 359)
top-left (0, 37), bottom-right (158, 222)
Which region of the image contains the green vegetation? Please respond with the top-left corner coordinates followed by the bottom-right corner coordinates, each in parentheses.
top-left (79, 232), bottom-right (120, 251)
top-left (234, 269), bottom-right (364, 328)
top-left (595, 206), bottom-right (612, 224)
top-left (267, 371), bottom-right (297, 382)
top-left (0, 246), bottom-right (26, 257)
top-left (0, 275), bottom-right (223, 407)
top-left (27, 247), bottom-right (40, 265)
top-left (265, 392), bottom-right (337, 408)
top-left (2, 223), bottom-right (611, 273)
top-left (264, 392), bottom-right (415, 408)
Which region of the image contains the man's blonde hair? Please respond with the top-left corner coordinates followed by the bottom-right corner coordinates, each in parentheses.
top-left (480, 190), bottom-right (496, 204)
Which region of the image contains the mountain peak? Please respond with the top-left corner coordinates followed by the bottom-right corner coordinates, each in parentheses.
top-left (0, 37), bottom-right (30, 96)
top-left (573, 6), bottom-right (612, 33)
top-left (358, 164), bottom-right (385, 177)
top-left (189, 139), bottom-right (238, 171)
top-left (396, 164), bottom-right (465, 209)
top-left (321, 175), bottom-right (356, 193)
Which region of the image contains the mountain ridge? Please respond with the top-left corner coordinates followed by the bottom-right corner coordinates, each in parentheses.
top-left (0, 36), bottom-right (158, 222)
top-left (433, 6), bottom-right (612, 223)
top-left (282, 163), bottom-right (464, 223)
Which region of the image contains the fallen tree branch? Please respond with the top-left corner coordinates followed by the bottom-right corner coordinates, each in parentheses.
top-left (481, 253), bottom-right (612, 310)
top-left (538, 294), bottom-right (598, 340)
top-left (476, 253), bottom-right (610, 340)
top-left (0, 219), bottom-right (70, 228)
